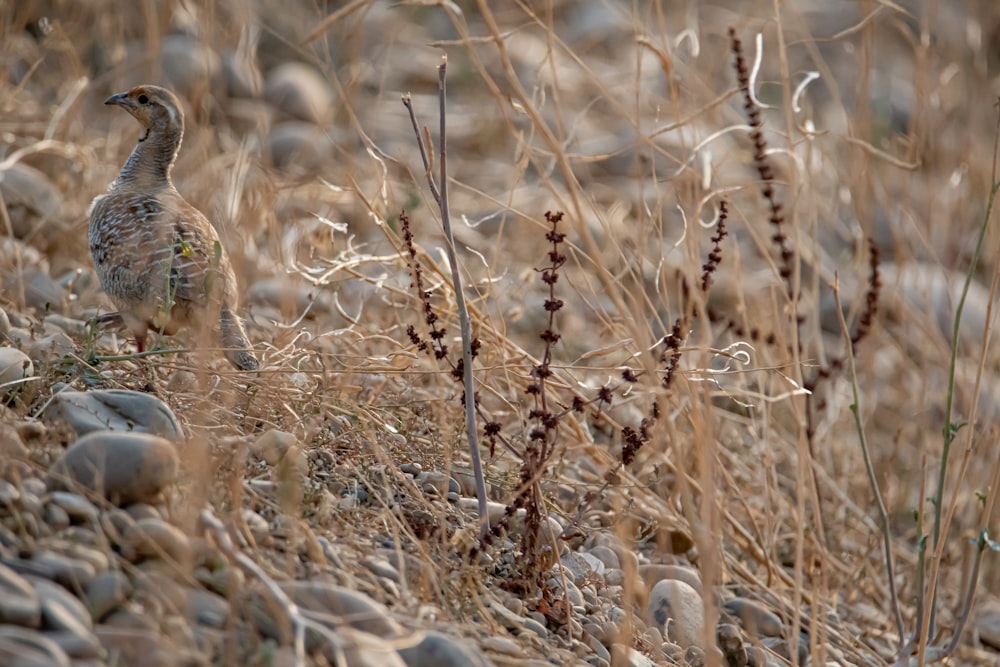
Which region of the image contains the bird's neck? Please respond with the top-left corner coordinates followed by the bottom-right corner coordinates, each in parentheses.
top-left (115, 124), bottom-right (182, 188)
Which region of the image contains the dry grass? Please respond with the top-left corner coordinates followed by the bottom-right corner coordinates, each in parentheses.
top-left (4, 1), bottom-right (1000, 665)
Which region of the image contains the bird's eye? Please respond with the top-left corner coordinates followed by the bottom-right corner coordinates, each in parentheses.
top-left (137, 94), bottom-right (149, 104)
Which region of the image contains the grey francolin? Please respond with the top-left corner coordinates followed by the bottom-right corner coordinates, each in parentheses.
top-left (89, 85), bottom-right (259, 371)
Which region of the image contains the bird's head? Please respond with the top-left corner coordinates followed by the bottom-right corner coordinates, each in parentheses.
top-left (104, 85), bottom-right (183, 140)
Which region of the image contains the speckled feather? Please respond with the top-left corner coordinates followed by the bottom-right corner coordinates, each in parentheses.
top-left (89, 85), bottom-right (259, 371)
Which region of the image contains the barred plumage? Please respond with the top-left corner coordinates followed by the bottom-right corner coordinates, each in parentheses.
top-left (89, 85), bottom-right (259, 371)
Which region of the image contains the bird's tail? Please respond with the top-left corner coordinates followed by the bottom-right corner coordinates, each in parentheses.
top-left (220, 305), bottom-right (260, 371)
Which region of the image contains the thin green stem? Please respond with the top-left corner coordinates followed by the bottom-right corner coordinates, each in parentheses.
top-left (831, 279), bottom-right (905, 647)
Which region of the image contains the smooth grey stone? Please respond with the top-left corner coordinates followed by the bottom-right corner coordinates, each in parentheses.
top-left (0, 163), bottom-right (62, 239)
top-left (83, 571), bottom-right (132, 621)
top-left (44, 388), bottom-right (183, 441)
top-left (280, 581), bottom-right (404, 637)
top-left (4, 551), bottom-right (96, 590)
top-left (396, 630), bottom-right (494, 667)
top-left (184, 588), bottom-right (229, 628)
top-left (47, 492), bottom-right (100, 524)
top-left (0, 624), bottom-right (71, 667)
top-left (27, 332), bottom-right (74, 364)
top-left (0, 561), bottom-right (41, 626)
top-left (122, 518), bottom-right (192, 566)
top-left (646, 579), bottom-right (704, 649)
top-left (0, 347), bottom-right (33, 395)
top-left (264, 62), bottom-right (334, 124)
top-left (28, 576), bottom-right (93, 632)
top-left (724, 598), bottom-right (784, 638)
top-left (49, 431), bottom-right (178, 507)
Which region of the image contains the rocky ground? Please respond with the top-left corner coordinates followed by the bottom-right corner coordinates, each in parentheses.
top-left (4, 1), bottom-right (1000, 666)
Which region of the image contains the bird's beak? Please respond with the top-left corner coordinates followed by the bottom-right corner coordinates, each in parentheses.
top-left (104, 92), bottom-right (131, 108)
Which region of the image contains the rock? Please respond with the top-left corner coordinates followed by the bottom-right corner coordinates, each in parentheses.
top-left (609, 644), bottom-right (656, 667)
top-left (333, 627), bottom-right (407, 667)
top-left (11, 267), bottom-right (68, 313)
top-left (724, 598), bottom-right (784, 638)
top-left (745, 646), bottom-right (768, 667)
top-left (28, 577), bottom-right (101, 658)
top-left (6, 550), bottom-right (96, 589)
top-left (361, 556), bottom-right (400, 583)
top-left (95, 625), bottom-right (188, 667)
top-left (723, 598), bottom-right (785, 638)
top-left (638, 564), bottom-right (702, 595)
top-left (83, 571), bottom-right (132, 621)
top-left (396, 630), bottom-right (494, 667)
top-left (684, 645), bottom-right (705, 667)
top-left (0, 347), bottom-right (33, 395)
top-left (122, 518), bottom-right (192, 566)
top-left (646, 579), bottom-right (704, 649)
top-left (0, 624), bottom-right (71, 667)
top-left (43, 387), bottom-right (184, 441)
top-left (279, 582), bottom-right (404, 638)
top-left (48, 431), bottom-right (179, 506)
top-left (0, 163), bottom-right (62, 239)
top-left (27, 332), bottom-right (75, 364)
top-left (46, 491), bottom-right (100, 524)
top-left (250, 430), bottom-right (298, 465)
top-left (415, 471), bottom-right (459, 496)
top-left (0, 562), bottom-right (41, 626)
top-left (264, 62), bottom-right (334, 124)
top-left (184, 588), bottom-right (229, 628)
top-left (160, 34), bottom-right (222, 101)
top-left (717, 623), bottom-right (746, 667)
top-left (588, 545), bottom-right (621, 570)
top-left (267, 121), bottom-right (334, 172)
top-left (561, 551), bottom-right (606, 581)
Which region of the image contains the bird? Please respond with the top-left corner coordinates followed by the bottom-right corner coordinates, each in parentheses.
top-left (88, 84), bottom-right (260, 371)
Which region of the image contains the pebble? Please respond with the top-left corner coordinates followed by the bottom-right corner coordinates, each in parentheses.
top-left (9, 550), bottom-right (96, 589)
top-left (717, 623), bottom-right (746, 667)
top-left (396, 630), bottom-right (494, 667)
top-left (0, 562), bottom-right (42, 626)
top-left (638, 563), bottom-right (702, 595)
top-left (250, 429), bottom-right (298, 464)
top-left (83, 571), bottom-right (132, 621)
top-left (29, 576), bottom-right (101, 658)
top-left (43, 504), bottom-right (69, 532)
top-left (184, 588), bottom-right (230, 628)
top-left (480, 635), bottom-right (523, 655)
top-left (264, 62), bottom-right (334, 124)
top-left (724, 598), bottom-right (784, 637)
top-left (415, 470), bottom-right (459, 496)
top-left (0, 422), bottom-right (28, 458)
top-left (277, 581), bottom-right (404, 637)
top-left (47, 491), bottom-right (100, 523)
top-left (268, 121), bottom-right (335, 172)
top-left (27, 331), bottom-right (75, 364)
top-left (122, 518), bottom-right (193, 566)
top-left (0, 347), bottom-right (33, 395)
top-left (48, 431), bottom-right (179, 506)
top-left (588, 545), bottom-right (621, 570)
top-left (160, 34), bottom-right (223, 100)
top-left (0, 163), bottom-right (63, 240)
top-left (0, 624), bottom-right (71, 667)
top-left (561, 551), bottom-right (605, 582)
top-left (43, 387), bottom-right (184, 441)
top-left (610, 644), bottom-right (656, 667)
top-left (646, 578), bottom-right (704, 649)
top-left (361, 556), bottom-right (400, 583)
top-left (94, 625), bottom-right (184, 667)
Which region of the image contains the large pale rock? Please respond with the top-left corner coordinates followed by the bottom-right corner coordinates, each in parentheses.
top-left (647, 578), bottom-right (704, 649)
top-left (44, 387), bottom-right (183, 441)
top-left (48, 431), bottom-right (179, 506)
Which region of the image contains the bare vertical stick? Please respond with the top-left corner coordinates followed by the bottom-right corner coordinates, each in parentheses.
top-left (435, 57), bottom-right (490, 537)
top-left (403, 58), bottom-right (490, 537)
